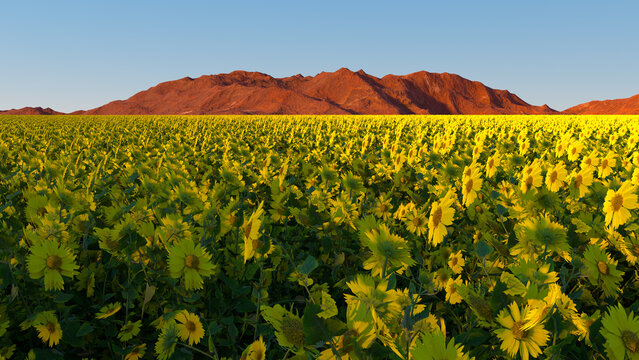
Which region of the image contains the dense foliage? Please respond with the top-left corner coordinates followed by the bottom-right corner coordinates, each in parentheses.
top-left (1, 115), bottom-right (639, 359)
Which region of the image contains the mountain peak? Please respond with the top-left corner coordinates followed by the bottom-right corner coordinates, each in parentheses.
top-left (69, 69), bottom-right (555, 115)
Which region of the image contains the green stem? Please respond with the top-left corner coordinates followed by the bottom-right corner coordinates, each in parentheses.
top-left (381, 255), bottom-right (389, 279)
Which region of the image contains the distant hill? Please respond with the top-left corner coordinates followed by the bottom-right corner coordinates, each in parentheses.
top-left (0, 107), bottom-right (62, 115)
top-left (563, 93), bottom-right (639, 115)
top-left (5, 69), bottom-right (639, 115)
top-left (68, 68), bottom-right (555, 115)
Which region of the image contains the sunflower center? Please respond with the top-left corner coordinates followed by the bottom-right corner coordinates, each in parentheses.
top-left (46, 255), bottom-right (62, 271)
top-left (185, 255), bottom-right (199, 270)
top-left (622, 330), bottom-right (639, 353)
top-left (549, 171), bottom-right (558, 183)
top-left (432, 207), bottom-right (443, 227)
top-left (585, 158), bottom-right (592, 166)
top-left (574, 175), bottom-right (583, 188)
top-left (412, 216), bottom-right (424, 227)
top-left (525, 176), bottom-right (533, 187)
top-left (244, 221), bottom-right (253, 239)
top-left (512, 321), bottom-right (529, 340)
top-left (571, 147), bottom-right (577, 155)
top-left (379, 203), bottom-right (388, 212)
top-left (597, 261), bottom-right (609, 275)
top-left (602, 159), bottom-right (609, 168)
top-left (611, 193), bottom-right (624, 212)
top-left (488, 159), bottom-right (494, 168)
top-left (185, 320), bottom-right (196, 333)
top-left (450, 257), bottom-right (458, 266)
top-left (465, 179), bottom-right (474, 194)
top-left (46, 322), bottom-right (57, 334)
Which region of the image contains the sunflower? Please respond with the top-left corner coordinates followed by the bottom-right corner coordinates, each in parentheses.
top-left (260, 305), bottom-right (305, 351)
top-left (601, 304), bottom-right (639, 360)
top-left (242, 336), bottom-right (267, 360)
top-left (513, 215), bottom-right (569, 260)
top-left (25, 195), bottom-right (51, 222)
top-left (445, 277), bottom-right (463, 304)
top-left (155, 322), bottom-right (178, 360)
top-left (156, 214), bottom-right (192, 244)
top-left (118, 320), bottom-right (142, 342)
top-left (0, 345), bottom-right (15, 359)
top-left (175, 310), bottom-right (205, 345)
top-left (167, 239), bottom-right (215, 290)
top-left (405, 208), bottom-right (428, 236)
top-left (373, 194), bottom-right (393, 220)
top-left (545, 162), bottom-right (567, 192)
top-left (571, 311), bottom-right (600, 344)
top-left (345, 274), bottom-right (402, 327)
top-left (633, 168), bottom-right (639, 186)
top-left (26, 239), bottom-right (79, 291)
top-left (428, 191), bottom-right (456, 246)
top-left (619, 233), bottom-right (639, 265)
top-left (96, 302), bottom-right (122, 319)
top-left (486, 153), bottom-right (501, 178)
top-left (604, 181), bottom-right (638, 229)
top-left (33, 311), bottom-right (62, 347)
top-left (566, 140), bottom-right (583, 161)
top-left (361, 224), bottom-right (415, 277)
top-left (599, 151), bottom-right (617, 178)
top-left (520, 162), bottom-right (543, 193)
top-left (125, 344), bottom-right (147, 360)
top-left (243, 201), bottom-right (265, 263)
top-left (448, 250), bottom-right (465, 274)
top-left (581, 150), bottom-right (600, 170)
top-left (569, 166), bottom-right (593, 198)
top-left (522, 284), bottom-right (561, 331)
top-left (462, 169), bottom-right (482, 207)
top-left (495, 302), bottom-right (550, 360)
top-left (318, 321), bottom-right (376, 360)
top-left (433, 268), bottom-right (453, 291)
top-left (583, 244), bottom-right (623, 298)
top-left (555, 138), bottom-right (567, 157)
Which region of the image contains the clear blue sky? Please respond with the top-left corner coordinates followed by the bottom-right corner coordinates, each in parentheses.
top-left (2, 0), bottom-right (638, 112)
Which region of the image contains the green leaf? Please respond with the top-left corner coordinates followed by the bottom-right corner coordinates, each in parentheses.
top-left (141, 283), bottom-right (156, 319)
top-left (303, 303), bottom-right (330, 345)
top-left (500, 272), bottom-right (527, 296)
top-left (475, 240), bottom-right (493, 258)
top-left (626, 223), bottom-right (639, 232)
top-left (297, 255), bottom-right (319, 275)
top-left (317, 291), bottom-right (338, 319)
top-left (54, 293), bottom-right (74, 303)
top-left (571, 218), bottom-right (592, 234)
top-left (495, 204), bottom-right (507, 216)
top-left (76, 322), bottom-right (94, 337)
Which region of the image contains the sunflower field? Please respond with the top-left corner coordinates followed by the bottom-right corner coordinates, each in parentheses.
top-left (1, 114), bottom-right (639, 359)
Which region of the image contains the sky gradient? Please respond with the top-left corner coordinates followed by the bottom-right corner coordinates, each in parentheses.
top-left (2, 0), bottom-right (638, 112)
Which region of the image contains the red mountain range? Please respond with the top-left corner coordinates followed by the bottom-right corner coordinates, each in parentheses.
top-left (563, 93), bottom-right (639, 115)
top-left (1, 69), bottom-right (637, 115)
top-left (0, 107), bottom-right (62, 115)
